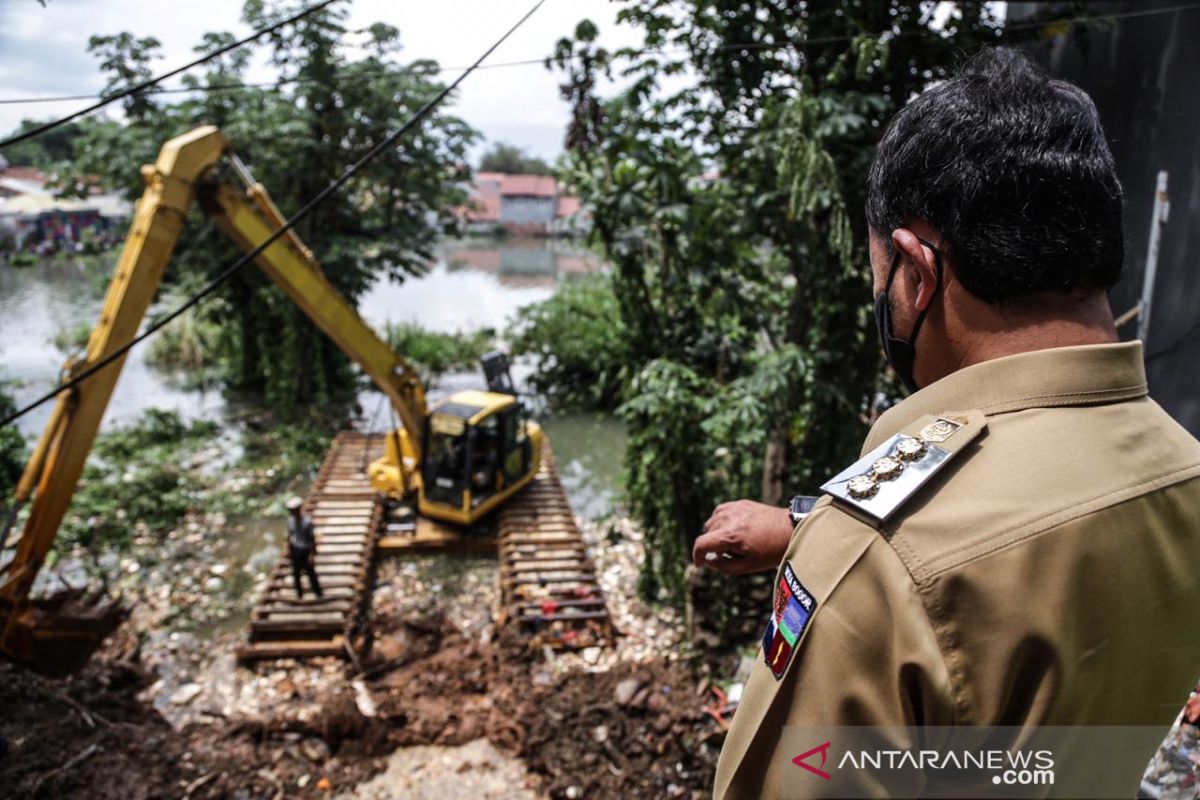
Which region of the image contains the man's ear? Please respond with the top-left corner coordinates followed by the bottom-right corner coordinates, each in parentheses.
top-left (890, 227), bottom-right (940, 312)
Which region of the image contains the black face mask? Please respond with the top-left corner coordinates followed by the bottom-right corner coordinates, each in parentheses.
top-left (874, 237), bottom-right (943, 394)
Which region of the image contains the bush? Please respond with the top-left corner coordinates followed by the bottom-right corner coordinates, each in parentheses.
top-left (59, 410), bottom-right (220, 552)
top-left (384, 323), bottom-right (493, 381)
top-left (146, 307), bottom-right (223, 370)
top-left (618, 346), bottom-right (806, 603)
top-left (0, 387), bottom-right (26, 501)
top-left (508, 275), bottom-right (628, 410)
top-left (53, 323), bottom-right (92, 354)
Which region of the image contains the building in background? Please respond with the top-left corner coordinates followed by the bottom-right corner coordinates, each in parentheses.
top-left (457, 172), bottom-right (588, 237)
top-left (1012, 1), bottom-right (1200, 437)
top-left (0, 156), bottom-right (48, 200)
top-left (0, 154), bottom-right (131, 254)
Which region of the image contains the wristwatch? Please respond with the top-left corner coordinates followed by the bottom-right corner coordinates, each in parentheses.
top-left (788, 495), bottom-right (818, 526)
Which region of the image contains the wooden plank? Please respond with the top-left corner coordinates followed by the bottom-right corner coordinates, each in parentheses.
top-left (236, 636), bottom-right (346, 661)
top-left (503, 552), bottom-right (584, 562)
top-left (271, 563), bottom-right (360, 577)
top-left (268, 577), bottom-right (360, 591)
top-left (260, 587), bottom-right (356, 601)
top-left (504, 574), bottom-right (597, 587)
top-left (254, 605), bottom-right (352, 619)
top-left (506, 561), bottom-right (590, 574)
top-left (250, 618), bottom-right (345, 634)
top-left (519, 598), bottom-right (608, 611)
top-left (312, 515), bottom-right (375, 525)
top-left (517, 611), bottom-right (611, 623)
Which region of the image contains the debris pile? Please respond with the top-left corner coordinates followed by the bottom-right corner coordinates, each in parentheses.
top-left (1140, 687), bottom-right (1200, 799)
top-left (0, 653), bottom-right (388, 800)
top-left (1, 510), bottom-right (730, 799)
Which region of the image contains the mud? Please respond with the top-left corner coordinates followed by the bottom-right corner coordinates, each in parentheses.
top-left (0, 655), bottom-right (387, 799)
top-left (0, 604), bottom-right (723, 800)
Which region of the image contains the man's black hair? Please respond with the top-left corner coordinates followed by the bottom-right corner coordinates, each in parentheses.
top-left (865, 47), bottom-right (1124, 302)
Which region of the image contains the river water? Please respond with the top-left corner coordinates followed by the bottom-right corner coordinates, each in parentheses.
top-left (0, 236), bottom-right (625, 518)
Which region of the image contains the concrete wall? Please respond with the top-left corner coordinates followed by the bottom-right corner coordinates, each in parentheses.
top-left (1012, 2), bottom-right (1200, 436)
top-left (500, 196), bottom-right (556, 225)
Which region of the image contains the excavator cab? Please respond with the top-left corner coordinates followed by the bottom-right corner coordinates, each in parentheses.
top-left (415, 388), bottom-right (541, 525)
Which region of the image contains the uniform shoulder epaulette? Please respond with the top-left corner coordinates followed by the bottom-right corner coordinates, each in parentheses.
top-left (820, 411), bottom-right (986, 524)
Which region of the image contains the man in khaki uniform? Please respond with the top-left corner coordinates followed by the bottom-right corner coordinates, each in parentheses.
top-left (695, 48), bottom-right (1200, 798)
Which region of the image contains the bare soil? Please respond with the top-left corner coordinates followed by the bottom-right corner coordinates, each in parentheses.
top-left (0, 611), bottom-right (722, 800)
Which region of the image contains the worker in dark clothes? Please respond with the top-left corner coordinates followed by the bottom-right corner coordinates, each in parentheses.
top-left (286, 496), bottom-right (322, 598)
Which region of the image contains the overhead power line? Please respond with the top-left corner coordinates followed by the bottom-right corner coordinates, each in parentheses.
top-left (0, 0), bottom-right (341, 149)
top-left (0, 56), bottom-right (552, 107)
top-left (3, 0), bottom-right (1200, 110)
top-left (0, 0), bottom-right (547, 430)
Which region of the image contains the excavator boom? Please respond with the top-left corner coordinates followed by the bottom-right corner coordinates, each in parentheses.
top-left (0, 126), bottom-right (427, 673)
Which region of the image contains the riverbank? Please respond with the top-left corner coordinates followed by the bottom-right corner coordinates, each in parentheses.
top-left (0, 504), bottom-right (726, 799)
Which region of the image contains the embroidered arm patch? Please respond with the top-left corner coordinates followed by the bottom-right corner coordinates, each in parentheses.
top-left (762, 562), bottom-right (817, 680)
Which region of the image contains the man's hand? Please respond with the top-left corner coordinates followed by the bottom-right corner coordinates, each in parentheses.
top-left (692, 500), bottom-right (796, 575)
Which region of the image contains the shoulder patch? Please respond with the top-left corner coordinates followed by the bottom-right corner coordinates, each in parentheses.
top-left (821, 412), bottom-right (985, 524)
top-left (762, 562), bottom-right (817, 680)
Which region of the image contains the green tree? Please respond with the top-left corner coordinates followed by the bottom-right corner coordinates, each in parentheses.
top-left (87, 32), bottom-right (163, 123)
top-left (548, 2), bottom-right (1070, 605)
top-left (508, 275), bottom-right (628, 409)
top-left (63, 0), bottom-right (477, 410)
top-left (478, 141), bottom-right (553, 175)
top-left (0, 120), bottom-right (86, 169)
top-left (0, 387), bottom-right (25, 501)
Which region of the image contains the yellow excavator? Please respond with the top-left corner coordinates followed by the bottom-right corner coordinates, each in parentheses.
top-left (0, 126), bottom-right (543, 675)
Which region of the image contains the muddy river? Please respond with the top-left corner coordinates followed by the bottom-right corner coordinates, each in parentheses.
top-left (0, 236), bottom-right (625, 517)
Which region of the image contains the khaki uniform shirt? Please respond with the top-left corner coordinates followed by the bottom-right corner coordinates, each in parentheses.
top-left (714, 342), bottom-right (1200, 798)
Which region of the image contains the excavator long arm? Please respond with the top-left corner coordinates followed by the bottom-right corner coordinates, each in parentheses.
top-left (0, 125), bottom-right (425, 673)
top-left (203, 154), bottom-right (427, 471)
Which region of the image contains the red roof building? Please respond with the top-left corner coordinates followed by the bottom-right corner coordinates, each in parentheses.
top-left (457, 172), bottom-right (586, 236)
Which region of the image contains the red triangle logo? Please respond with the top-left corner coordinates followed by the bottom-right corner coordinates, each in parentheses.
top-left (792, 740), bottom-right (832, 780)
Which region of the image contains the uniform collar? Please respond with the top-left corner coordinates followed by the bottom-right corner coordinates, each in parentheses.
top-left (864, 341), bottom-right (1148, 454)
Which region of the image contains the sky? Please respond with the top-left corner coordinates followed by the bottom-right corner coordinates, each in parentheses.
top-left (0, 0), bottom-right (646, 161)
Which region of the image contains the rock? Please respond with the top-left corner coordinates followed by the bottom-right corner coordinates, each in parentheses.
top-left (317, 776), bottom-right (332, 791)
top-left (170, 683), bottom-right (203, 705)
top-left (374, 636), bottom-right (405, 663)
top-left (352, 679), bottom-right (378, 718)
top-left (592, 725), bottom-right (608, 743)
top-left (300, 738), bottom-right (331, 763)
top-left (614, 678), bottom-right (642, 706)
top-left (582, 646), bottom-right (601, 665)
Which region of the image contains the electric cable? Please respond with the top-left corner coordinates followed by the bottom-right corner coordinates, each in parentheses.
top-left (0, 0), bottom-right (341, 148)
top-left (4, 1), bottom-right (1200, 109)
top-left (0, 0), bottom-right (547, 430)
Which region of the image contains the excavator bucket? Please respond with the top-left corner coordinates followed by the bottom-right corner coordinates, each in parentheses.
top-left (0, 590), bottom-right (127, 678)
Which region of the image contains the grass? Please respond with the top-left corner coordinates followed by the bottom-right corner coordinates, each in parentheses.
top-left (383, 322), bottom-right (494, 381)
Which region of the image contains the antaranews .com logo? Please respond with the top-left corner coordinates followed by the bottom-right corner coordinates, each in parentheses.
top-left (793, 740), bottom-right (1055, 786)
top-left (779, 725), bottom-right (1164, 799)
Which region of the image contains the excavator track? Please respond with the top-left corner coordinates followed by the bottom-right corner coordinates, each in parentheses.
top-left (496, 442), bottom-right (614, 649)
top-left (237, 432), bottom-right (384, 662)
top-left (239, 435), bottom-right (612, 661)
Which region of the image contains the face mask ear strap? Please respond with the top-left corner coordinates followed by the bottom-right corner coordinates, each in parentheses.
top-left (903, 237), bottom-right (944, 343)
top-left (883, 248), bottom-right (902, 292)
